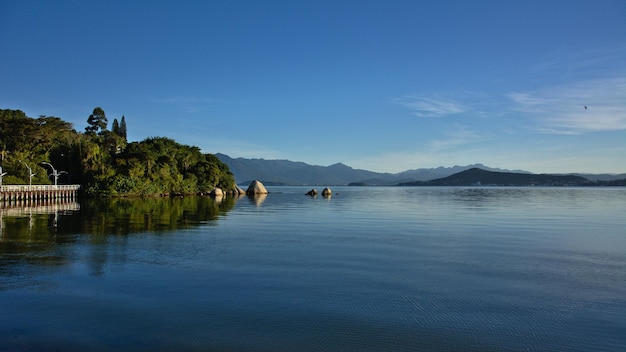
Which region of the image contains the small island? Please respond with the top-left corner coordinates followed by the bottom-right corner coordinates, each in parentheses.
top-left (398, 168), bottom-right (626, 187)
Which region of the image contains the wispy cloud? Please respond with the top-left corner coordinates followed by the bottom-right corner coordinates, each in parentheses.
top-left (347, 145), bottom-right (493, 174)
top-left (345, 124), bottom-right (490, 173)
top-left (534, 45), bottom-right (626, 77)
top-left (187, 135), bottom-right (286, 160)
top-left (429, 124), bottom-right (486, 151)
top-left (394, 95), bottom-right (468, 117)
top-left (507, 77), bottom-right (626, 134)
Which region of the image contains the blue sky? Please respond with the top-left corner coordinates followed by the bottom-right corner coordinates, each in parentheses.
top-left (1, 0), bottom-right (625, 174)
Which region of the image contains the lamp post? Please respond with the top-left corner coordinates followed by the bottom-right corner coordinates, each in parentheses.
top-left (0, 166), bottom-right (6, 190)
top-left (41, 162), bottom-right (67, 186)
top-left (20, 160), bottom-right (36, 187)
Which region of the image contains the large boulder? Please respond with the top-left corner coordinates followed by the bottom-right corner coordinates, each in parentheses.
top-left (322, 187), bottom-right (332, 197)
top-left (209, 188), bottom-right (224, 197)
top-left (246, 180), bottom-right (268, 195)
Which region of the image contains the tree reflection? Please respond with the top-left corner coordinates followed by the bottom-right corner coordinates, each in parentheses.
top-left (73, 196), bottom-right (235, 236)
top-left (0, 196), bottom-right (236, 272)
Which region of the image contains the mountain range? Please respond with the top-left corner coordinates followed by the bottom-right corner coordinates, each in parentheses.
top-left (400, 168), bottom-right (590, 187)
top-left (216, 154), bottom-right (625, 186)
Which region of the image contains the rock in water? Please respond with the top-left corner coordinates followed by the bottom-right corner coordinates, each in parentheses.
top-left (246, 180), bottom-right (269, 195)
top-left (210, 188), bottom-right (224, 197)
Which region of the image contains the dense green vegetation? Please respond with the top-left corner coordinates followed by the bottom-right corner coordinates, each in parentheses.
top-left (0, 108), bottom-right (236, 195)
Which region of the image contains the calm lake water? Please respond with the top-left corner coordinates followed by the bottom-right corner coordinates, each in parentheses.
top-left (1, 187), bottom-right (625, 351)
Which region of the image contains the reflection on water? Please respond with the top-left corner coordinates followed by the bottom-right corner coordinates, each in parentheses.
top-left (1, 196), bottom-right (235, 238)
top-left (0, 196), bottom-right (236, 275)
top-left (1, 187), bottom-right (625, 351)
top-left (77, 196), bottom-right (236, 235)
top-left (247, 193), bottom-right (268, 206)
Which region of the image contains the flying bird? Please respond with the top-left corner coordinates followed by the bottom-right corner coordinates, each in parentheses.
top-left (584, 106), bottom-right (587, 110)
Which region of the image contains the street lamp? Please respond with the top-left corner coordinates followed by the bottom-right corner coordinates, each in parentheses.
top-left (0, 166), bottom-right (7, 189)
top-left (41, 162), bottom-right (68, 186)
top-left (20, 160), bottom-right (36, 187)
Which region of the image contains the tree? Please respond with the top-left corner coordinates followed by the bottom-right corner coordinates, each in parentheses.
top-left (119, 115), bottom-right (127, 139)
top-left (85, 107), bottom-right (108, 135)
top-left (102, 130), bottom-right (126, 155)
top-left (1, 108), bottom-right (237, 195)
top-left (112, 118), bottom-right (120, 136)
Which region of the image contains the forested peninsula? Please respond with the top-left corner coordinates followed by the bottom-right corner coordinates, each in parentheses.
top-left (0, 108), bottom-right (236, 196)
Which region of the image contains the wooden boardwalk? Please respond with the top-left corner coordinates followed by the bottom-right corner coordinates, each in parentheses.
top-left (0, 202), bottom-right (80, 216)
top-left (0, 185), bottom-right (80, 206)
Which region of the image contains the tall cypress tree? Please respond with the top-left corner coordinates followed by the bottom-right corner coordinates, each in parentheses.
top-left (112, 118), bottom-right (120, 136)
top-left (120, 115), bottom-right (127, 139)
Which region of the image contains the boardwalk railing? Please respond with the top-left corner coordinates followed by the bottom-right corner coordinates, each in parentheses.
top-left (0, 202), bottom-right (80, 216)
top-left (0, 184), bottom-right (81, 204)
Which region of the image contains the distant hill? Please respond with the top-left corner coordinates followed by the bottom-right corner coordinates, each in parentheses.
top-left (217, 154), bottom-right (530, 186)
top-left (216, 153), bottom-right (389, 185)
top-left (216, 154), bottom-right (625, 186)
top-left (569, 173), bottom-right (626, 182)
top-left (392, 163), bottom-right (530, 182)
top-left (399, 168), bottom-right (590, 186)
